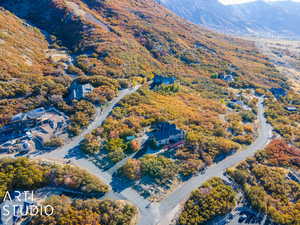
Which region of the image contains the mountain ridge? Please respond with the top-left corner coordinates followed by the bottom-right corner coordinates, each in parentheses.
top-left (0, 0), bottom-right (285, 128)
top-left (160, 0), bottom-right (300, 39)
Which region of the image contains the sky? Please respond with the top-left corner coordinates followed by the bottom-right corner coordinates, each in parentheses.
top-left (219, 0), bottom-right (300, 5)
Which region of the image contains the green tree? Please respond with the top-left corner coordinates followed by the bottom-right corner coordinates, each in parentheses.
top-left (80, 134), bottom-right (101, 155)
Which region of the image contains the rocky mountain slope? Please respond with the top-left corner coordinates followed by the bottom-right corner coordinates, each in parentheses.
top-left (0, 0), bottom-right (284, 135)
top-left (0, 0), bottom-right (285, 128)
top-left (160, 0), bottom-right (300, 39)
top-left (0, 0), bottom-right (281, 81)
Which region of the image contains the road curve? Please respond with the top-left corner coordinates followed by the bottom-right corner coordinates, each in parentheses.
top-left (35, 94), bottom-right (272, 225)
top-left (36, 86), bottom-right (141, 160)
top-left (155, 97), bottom-right (273, 225)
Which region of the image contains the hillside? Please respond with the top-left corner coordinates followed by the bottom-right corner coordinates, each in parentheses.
top-left (1, 1), bottom-right (299, 224)
top-left (161, 0), bottom-right (300, 39)
top-left (1, 0), bottom-right (282, 84)
top-left (0, 0), bottom-right (285, 128)
top-left (0, 0), bottom-right (288, 168)
top-left (0, 8), bottom-right (70, 126)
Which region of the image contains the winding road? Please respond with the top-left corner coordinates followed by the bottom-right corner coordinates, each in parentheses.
top-left (34, 86), bottom-right (141, 160)
top-left (34, 91), bottom-right (272, 225)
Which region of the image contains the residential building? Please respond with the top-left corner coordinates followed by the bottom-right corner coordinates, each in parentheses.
top-left (0, 108), bottom-right (47, 141)
top-left (285, 106), bottom-right (297, 112)
top-left (68, 82), bottom-right (94, 101)
top-left (0, 108), bottom-right (68, 148)
top-left (151, 122), bottom-right (185, 146)
top-left (219, 74), bottom-right (234, 82)
top-left (270, 88), bottom-right (287, 99)
top-left (287, 171), bottom-right (300, 184)
top-left (151, 75), bottom-right (176, 89)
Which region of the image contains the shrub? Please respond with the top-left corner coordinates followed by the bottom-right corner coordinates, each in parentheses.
top-left (178, 177), bottom-right (237, 225)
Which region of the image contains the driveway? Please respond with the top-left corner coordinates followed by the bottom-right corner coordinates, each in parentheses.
top-left (34, 94), bottom-right (272, 225)
top-left (35, 86), bottom-right (140, 159)
top-left (156, 97), bottom-right (272, 225)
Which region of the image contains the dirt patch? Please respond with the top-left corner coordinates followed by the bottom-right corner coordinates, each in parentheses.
top-left (65, 1), bottom-right (109, 31)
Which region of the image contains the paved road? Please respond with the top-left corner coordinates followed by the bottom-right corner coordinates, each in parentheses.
top-left (34, 86), bottom-right (140, 159)
top-left (156, 97), bottom-right (273, 225)
top-left (33, 85), bottom-right (153, 219)
top-left (34, 94), bottom-right (272, 225)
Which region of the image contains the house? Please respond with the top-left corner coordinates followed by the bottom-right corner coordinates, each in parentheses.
top-left (219, 74), bottom-right (234, 82)
top-left (0, 107), bottom-right (47, 141)
top-left (285, 106), bottom-right (297, 112)
top-left (11, 107), bottom-right (46, 127)
top-left (125, 136), bottom-right (136, 141)
top-left (151, 75), bottom-right (176, 89)
top-left (0, 108), bottom-right (68, 147)
top-left (270, 88), bottom-right (287, 99)
top-left (287, 171), bottom-right (300, 184)
top-left (68, 82), bottom-right (94, 101)
top-left (151, 122), bottom-right (185, 146)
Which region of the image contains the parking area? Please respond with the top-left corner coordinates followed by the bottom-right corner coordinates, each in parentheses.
top-left (0, 108), bottom-right (69, 154)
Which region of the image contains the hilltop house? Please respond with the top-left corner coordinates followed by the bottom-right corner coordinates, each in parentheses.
top-left (151, 122), bottom-right (185, 147)
top-left (270, 88), bottom-right (287, 99)
top-left (68, 82), bottom-right (94, 101)
top-left (0, 107), bottom-right (47, 138)
top-left (285, 106), bottom-right (297, 112)
top-left (151, 75), bottom-right (176, 89)
top-left (0, 108), bottom-right (68, 147)
top-left (219, 74), bottom-right (234, 82)
top-left (219, 71), bottom-right (238, 82)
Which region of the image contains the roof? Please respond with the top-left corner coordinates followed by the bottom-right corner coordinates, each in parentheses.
top-left (220, 74), bottom-right (234, 82)
top-left (126, 136), bottom-right (136, 141)
top-left (11, 113), bottom-right (25, 122)
top-left (270, 88), bottom-right (287, 98)
top-left (11, 107), bottom-right (46, 122)
top-left (153, 75), bottom-right (176, 85)
top-left (153, 122), bottom-right (184, 141)
top-left (26, 107), bottom-right (46, 119)
top-left (285, 106), bottom-right (297, 111)
top-left (69, 82), bottom-right (94, 100)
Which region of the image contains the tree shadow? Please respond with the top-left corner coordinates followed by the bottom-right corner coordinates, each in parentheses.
top-left (64, 146), bottom-right (86, 160)
top-left (109, 172), bottom-right (135, 193)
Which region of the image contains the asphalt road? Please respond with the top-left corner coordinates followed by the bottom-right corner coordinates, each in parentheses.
top-left (35, 94), bottom-right (272, 225)
top-left (156, 97), bottom-right (273, 225)
top-left (35, 86), bottom-right (141, 160)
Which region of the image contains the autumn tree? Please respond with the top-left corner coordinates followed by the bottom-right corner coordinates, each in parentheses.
top-left (121, 159), bottom-right (141, 180)
top-left (80, 134), bottom-right (101, 155)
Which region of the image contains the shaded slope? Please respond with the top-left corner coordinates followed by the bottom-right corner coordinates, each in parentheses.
top-left (0, 8), bottom-right (69, 126)
top-left (1, 0), bottom-right (284, 86)
top-left (161, 0), bottom-right (300, 39)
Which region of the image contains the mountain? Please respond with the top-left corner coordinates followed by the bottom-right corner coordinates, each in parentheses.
top-left (0, 8), bottom-right (70, 125)
top-left (0, 0), bottom-right (281, 83)
top-left (0, 2), bottom-right (299, 225)
top-left (0, 0), bottom-right (284, 127)
top-left (160, 0), bottom-right (300, 39)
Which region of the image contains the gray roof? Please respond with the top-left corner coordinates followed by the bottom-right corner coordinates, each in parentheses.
top-left (69, 83), bottom-right (94, 100)
top-left (26, 107), bottom-right (46, 119)
top-left (153, 122), bottom-right (184, 141)
top-left (285, 106), bottom-right (297, 111)
top-left (11, 107), bottom-right (46, 122)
